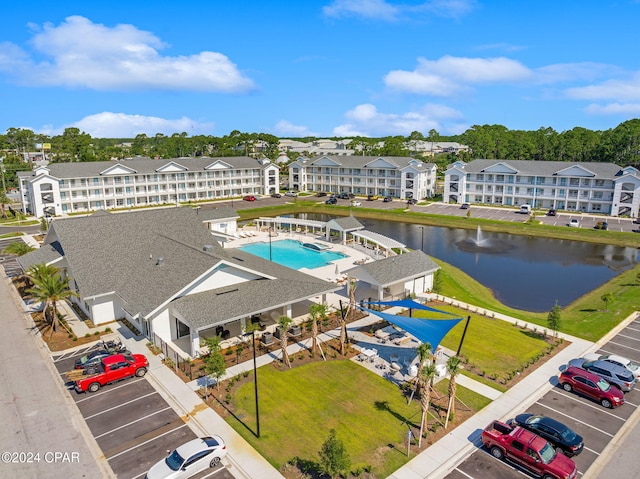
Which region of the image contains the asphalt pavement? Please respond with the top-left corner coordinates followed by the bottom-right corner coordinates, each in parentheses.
top-left (0, 271), bottom-right (113, 478)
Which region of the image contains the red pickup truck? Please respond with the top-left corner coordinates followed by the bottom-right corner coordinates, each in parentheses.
top-left (72, 353), bottom-right (149, 393)
top-left (481, 420), bottom-right (577, 479)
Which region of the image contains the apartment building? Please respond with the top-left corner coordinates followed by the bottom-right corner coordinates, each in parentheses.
top-left (288, 155), bottom-right (437, 200)
top-left (18, 156), bottom-right (279, 218)
top-left (443, 159), bottom-right (640, 217)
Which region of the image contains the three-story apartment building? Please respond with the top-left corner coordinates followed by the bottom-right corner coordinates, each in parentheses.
top-left (443, 159), bottom-right (640, 218)
top-left (18, 156), bottom-right (279, 218)
top-left (288, 155), bottom-right (437, 200)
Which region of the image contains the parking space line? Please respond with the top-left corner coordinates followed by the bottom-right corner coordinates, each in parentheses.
top-left (612, 334), bottom-right (640, 343)
top-left (453, 467), bottom-right (475, 479)
top-left (549, 389), bottom-right (628, 421)
top-left (54, 346), bottom-right (95, 362)
top-left (84, 391), bottom-right (158, 419)
top-left (75, 377), bottom-right (147, 403)
top-left (197, 467), bottom-right (227, 478)
top-left (94, 406), bottom-right (172, 439)
top-left (535, 401), bottom-right (614, 437)
top-left (106, 423), bottom-right (189, 460)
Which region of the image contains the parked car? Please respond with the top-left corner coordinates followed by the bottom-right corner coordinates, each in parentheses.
top-left (315, 192), bottom-right (327, 197)
top-left (558, 366), bottom-right (625, 408)
top-left (270, 193), bottom-right (282, 198)
top-left (509, 413), bottom-right (584, 456)
top-left (568, 219), bottom-right (580, 227)
top-left (74, 349), bottom-right (112, 370)
top-left (145, 436), bottom-right (227, 479)
top-left (367, 195), bottom-right (379, 201)
top-left (460, 203), bottom-right (469, 209)
top-left (407, 198), bottom-right (418, 205)
top-left (583, 353), bottom-right (640, 379)
top-left (594, 221), bottom-right (608, 230)
top-left (325, 197), bottom-right (337, 205)
top-left (284, 191), bottom-right (297, 197)
top-left (568, 357), bottom-right (636, 392)
top-left (338, 192), bottom-right (354, 200)
top-left (242, 195), bottom-right (256, 202)
top-left (547, 208), bottom-right (557, 216)
top-left (519, 204), bottom-right (532, 214)
top-left (383, 196), bottom-right (392, 202)
top-left (71, 353), bottom-right (148, 393)
top-left (351, 200), bottom-right (361, 207)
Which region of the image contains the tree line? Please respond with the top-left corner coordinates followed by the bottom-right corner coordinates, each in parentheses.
top-left (2, 119), bottom-right (640, 189)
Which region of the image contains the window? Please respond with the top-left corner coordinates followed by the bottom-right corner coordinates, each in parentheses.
top-left (511, 441), bottom-right (524, 452)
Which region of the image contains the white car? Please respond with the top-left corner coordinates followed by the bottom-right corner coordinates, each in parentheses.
top-left (584, 353), bottom-right (640, 379)
top-left (351, 200), bottom-right (362, 207)
top-left (145, 436), bottom-right (227, 479)
top-left (568, 219), bottom-right (580, 227)
top-left (284, 191), bottom-right (297, 197)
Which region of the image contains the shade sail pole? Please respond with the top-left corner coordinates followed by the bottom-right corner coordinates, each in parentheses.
top-left (456, 316), bottom-right (471, 357)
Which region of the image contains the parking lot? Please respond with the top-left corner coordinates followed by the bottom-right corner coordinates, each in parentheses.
top-left (52, 345), bottom-right (235, 479)
top-left (442, 316), bottom-right (640, 479)
top-left (0, 237), bottom-right (26, 277)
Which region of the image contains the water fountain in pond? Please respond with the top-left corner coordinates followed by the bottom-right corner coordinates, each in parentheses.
top-left (455, 226), bottom-right (513, 254)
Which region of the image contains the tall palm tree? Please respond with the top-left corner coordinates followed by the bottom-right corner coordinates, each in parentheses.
top-left (408, 342), bottom-right (432, 405)
top-left (341, 278), bottom-right (357, 355)
top-left (418, 362), bottom-right (437, 448)
top-left (278, 315), bottom-right (292, 368)
top-left (308, 302), bottom-right (327, 360)
top-left (26, 263), bottom-right (60, 284)
top-left (27, 272), bottom-right (77, 337)
top-left (445, 355), bottom-right (463, 427)
top-left (2, 240), bottom-right (35, 256)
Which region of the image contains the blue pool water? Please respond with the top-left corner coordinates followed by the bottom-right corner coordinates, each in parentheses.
top-left (239, 239), bottom-right (346, 270)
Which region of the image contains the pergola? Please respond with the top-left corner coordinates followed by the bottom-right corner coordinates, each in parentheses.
top-left (350, 230), bottom-right (408, 257)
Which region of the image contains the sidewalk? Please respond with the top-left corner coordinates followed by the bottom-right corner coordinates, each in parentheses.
top-left (60, 297), bottom-right (602, 479)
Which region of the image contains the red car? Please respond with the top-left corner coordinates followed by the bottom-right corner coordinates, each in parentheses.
top-left (243, 195), bottom-right (256, 202)
top-left (559, 366), bottom-right (624, 408)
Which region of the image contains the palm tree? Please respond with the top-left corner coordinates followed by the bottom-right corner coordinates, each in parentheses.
top-left (27, 272), bottom-right (77, 337)
top-left (418, 362), bottom-right (437, 448)
top-left (341, 278), bottom-right (357, 355)
top-left (445, 356), bottom-right (463, 427)
top-left (0, 189), bottom-right (9, 219)
top-left (2, 240), bottom-right (35, 256)
top-left (278, 315), bottom-right (292, 368)
top-left (26, 263), bottom-right (60, 284)
top-left (308, 302), bottom-right (328, 360)
top-left (408, 342), bottom-right (432, 405)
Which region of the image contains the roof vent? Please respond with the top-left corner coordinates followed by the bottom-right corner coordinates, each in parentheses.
top-left (156, 257), bottom-right (164, 266)
top-left (203, 244), bottom-right (213, 252)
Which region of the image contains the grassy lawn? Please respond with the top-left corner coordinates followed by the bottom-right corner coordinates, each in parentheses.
top-left (226, 360), bottom-right (488, 478)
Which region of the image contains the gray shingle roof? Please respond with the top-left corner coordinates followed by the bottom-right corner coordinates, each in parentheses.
top-left (19, 207), bottom-right (337, 322)
top-left (456, 159), bottom-right (623, 178)
top-left (346, 250), bottom-right (438, 286)
top-left (17, 241), bottom-right (64, 271)
top-left (17, 156), bottom-right (272, 179)
top-left (294, 155), bottom-right (435, 170)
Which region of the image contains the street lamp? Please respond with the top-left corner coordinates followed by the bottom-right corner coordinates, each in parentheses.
top-left (243, 327), bottom-right (260, 438)
top-left (269, 226), bottom-right (273, 261)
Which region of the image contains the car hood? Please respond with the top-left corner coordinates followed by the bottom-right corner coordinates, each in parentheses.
top-left (567, 358), bottom-right (585, 369)
top-left (552, 451), bottom-right (577, 477)
top-left (145, 458), bottom-right (175, 479)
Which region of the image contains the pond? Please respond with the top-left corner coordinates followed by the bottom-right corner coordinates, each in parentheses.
top-left (290, 214), bottom-right (639, 312)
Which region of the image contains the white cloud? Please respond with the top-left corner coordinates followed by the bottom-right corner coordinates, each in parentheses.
top-left (384, 55), bottom-right (531, 95)
top-left (271, 120), bottom-right (319, 137)
top-left (39, 112), bottom-right (215, 137)
top-left (322, 0), bottom-right (475, 21)
top-left (565, 73), bottom-right (640, 101)
top-left (533, 62), bottom-right (617, 85)
top-left (0, 16), bottom-right (254, 92)
top-left (333, 103), bottom-right (463, 136)
top-left (584, 103), bottom-right (640, 116)
top-left (323, 0), bottom-right (401, 20)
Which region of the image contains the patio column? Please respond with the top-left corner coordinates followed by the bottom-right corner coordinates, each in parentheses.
top-left (286, 304), bottom-right (292, 318)
top-left (190, 330), bottom-right (200, 358)
top-left (377, 285), bottom-right (384, 301)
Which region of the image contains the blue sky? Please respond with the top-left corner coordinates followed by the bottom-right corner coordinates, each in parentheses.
top-left (1, 0), bottom-right (640, 138)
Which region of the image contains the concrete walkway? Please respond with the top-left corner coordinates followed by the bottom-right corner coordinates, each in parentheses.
top-left (56, 294), bottom-right (606, 479)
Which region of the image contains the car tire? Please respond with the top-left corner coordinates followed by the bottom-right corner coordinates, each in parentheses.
top-left (542, 475), bottom-right (555, 479)
top-left (210, 457), bottom-right (221, 468)
top-left (88, 382), bottom-right (100, 393)
top-left (562, 382), bottom-right (572, 392)
top-left (135, 367), bottom-right (147, 377)
top-left (601, 398), bottom-right (612, 408)
top-left (490, 446), bottom-right (504, 460)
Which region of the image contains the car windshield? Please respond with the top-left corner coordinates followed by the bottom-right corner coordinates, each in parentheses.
top-left (596, 378), bottom-right (611, 391)
top-left (165, 450), bottom-right (185, 471)
top-left (626, 361), bottom-right (639, 371)
top-left (539, 443), bottom-right (556, 464)
top-left (78, 355), bottom-right (89, 364)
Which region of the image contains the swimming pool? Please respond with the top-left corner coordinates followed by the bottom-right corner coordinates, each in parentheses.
top-left (238, 239), bottom-right (347, 270)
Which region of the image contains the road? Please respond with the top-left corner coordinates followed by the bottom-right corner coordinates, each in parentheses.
top-left (0, 270), bottom-right (111, 478)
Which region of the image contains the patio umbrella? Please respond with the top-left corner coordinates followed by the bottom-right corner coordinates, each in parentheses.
top-left (335, 264), bottom-right (340, 276)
